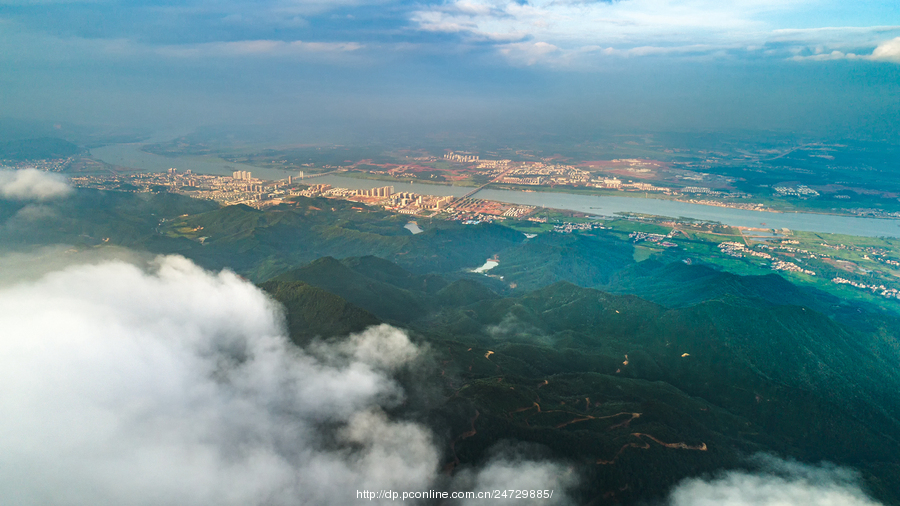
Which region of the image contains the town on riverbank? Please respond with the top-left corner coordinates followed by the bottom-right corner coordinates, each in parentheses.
top-left (64, 166), bottom-right (900, 309)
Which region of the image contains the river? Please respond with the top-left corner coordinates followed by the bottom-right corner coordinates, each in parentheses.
top-left (90, 144), bottom-right (900, 238)
top-left (311, 176), bottom-right (900, 238)
top-left (90, 144), bottom-right (292, 181)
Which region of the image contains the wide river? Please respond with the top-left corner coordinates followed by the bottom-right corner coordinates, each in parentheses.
top-left (91, 144), bottom-right (900, 238)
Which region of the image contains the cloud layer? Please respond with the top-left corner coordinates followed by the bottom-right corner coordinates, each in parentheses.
top-left (0, 169), bottom-right (72, 200)
top-left (0, 255), bottom-right (576, 505)
top-left (2, 0), bottom-right (899, 68)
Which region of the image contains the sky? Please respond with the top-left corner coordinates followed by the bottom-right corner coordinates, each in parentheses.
top-left (1, 0), bottom-right (898, 141)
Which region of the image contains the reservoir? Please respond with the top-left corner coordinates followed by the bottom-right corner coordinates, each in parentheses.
top-left (90, 144), bottom-right (900, 238)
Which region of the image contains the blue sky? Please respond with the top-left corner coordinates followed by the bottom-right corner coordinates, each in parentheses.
top-left (1, 0), bottom-right (898, 140)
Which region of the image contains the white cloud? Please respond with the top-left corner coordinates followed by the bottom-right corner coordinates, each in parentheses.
top-left (791, 50), bottom-right (860, 62)
top-left (0, 20), bottom-right (364, 66)
top-left (0, 254), bottom-right (577, 505)
top-left (668, 455), bottom-right (883, 506)
top-left (870, 36), bottom-right (900, 62)
top-left (0, 256), bottom-right (434, 505)
top-left (498, 41), bottom-right (561, 65)
top-left (409, 1), bottom-right (900, 66)
top-left (0, 169), bottom-right (72, 200)
top-left (790, 36), bottom-right (900, 63)
top-left (453, 454), bottom-right (579, 505)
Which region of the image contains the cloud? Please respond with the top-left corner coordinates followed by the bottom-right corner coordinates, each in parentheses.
top-left (870, 36), bottom-right (900, 62)
top-left (407, 1), bottom-right (900, 67)
top-left (0, 169), bottom-right (72, 200)
top-left (0, 255), bottom-right (434, 505)
top-left (790, 37), bottom-right (900, 63)
top-left (0, 254), bottom-right (576, 505)
top-left (497, 41), bottom-right (561, 65)
top-left (668, 454), bottom-right (883, 506)
top-left (452, 447), bottom-right (579, 505)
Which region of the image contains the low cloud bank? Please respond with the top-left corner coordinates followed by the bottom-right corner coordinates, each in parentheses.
top-left (0, 168), bottom-right (72, 200)
top-left (668, 454), bottom-right (882, 506)
top-left (793, 37), bottom-right (900, 63)
top-left (870, 37), bottom-right (900, 63)
top-left (0, 255), bottom-right (575, 505)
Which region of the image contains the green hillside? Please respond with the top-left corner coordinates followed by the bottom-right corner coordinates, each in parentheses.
top-left (273, 256), bottom-right (429, 323)
top-left (161, 196), bottom-right (526, 280)
top-left (0, 137), bottom-right (79, 160)
top-left (260, 254), bottom-right (900, 504)
top-left (4, 187), bottom-right (900, 504)
top-left (259, 279), bottom-right (380, 345)
top-left (0, 189), bottom-right (217, 250)
top-left (492, 232), bottom-right (635, 290)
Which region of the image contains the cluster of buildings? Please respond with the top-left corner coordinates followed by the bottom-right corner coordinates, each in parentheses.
top-left (446, 198), bottom-right (535, 222)
top-left (293, 184), bottom-right (356, 198)
top-left (553, 222), bottom-right (606, 234)
top-left (629, 231), bottom-right (678, 247)
top-left (832, 277), bottom-right (900, 299)
top-left (475, 159), bottom-right (511, 169)
top-left (294, 183), bottom-right (455, 215)
top-left (435, 150), bottom-right (777, 211)
top-left (357, 186), bottom-right (393, 198)
top-left (71, 169), bottom-right (292, 207)
top-left (845, 208), bottom-right (900, 218)
top-left (717, 241), bottom-right (774, 260)
top-left (443, 151), bottom-right (479, 163)
top-left (630, 231), bottom-right (667, 243)
top-left (773, 185), bottom-right (820, 197)
top-left (686, 199), bottom-right (766, 211)
top-left (386, 192), bottom-right (455, 214)
top-left (771, 260), bottom-right (816, 276)
top-left (681, 186), bottom-right (721, 195)
top-left (0, 157), bottom-right (73, 173)
top-left (756, 242), bottom-right (817, 258)
top-left (508, 163), bottom-right (589, 181)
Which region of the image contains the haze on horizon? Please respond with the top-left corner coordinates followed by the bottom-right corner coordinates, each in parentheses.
top-left (1, 0), bottom-right (898, 143)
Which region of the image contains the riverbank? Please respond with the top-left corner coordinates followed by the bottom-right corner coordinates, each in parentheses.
top-left (88, 144), bottom-right (900, 238)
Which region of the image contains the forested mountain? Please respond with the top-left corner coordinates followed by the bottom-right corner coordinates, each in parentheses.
top-left (3, 188), bottom-right (899, 504)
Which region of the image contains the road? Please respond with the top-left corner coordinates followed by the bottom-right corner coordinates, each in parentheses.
top-left (454, 166), bottom-right (517, 203)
